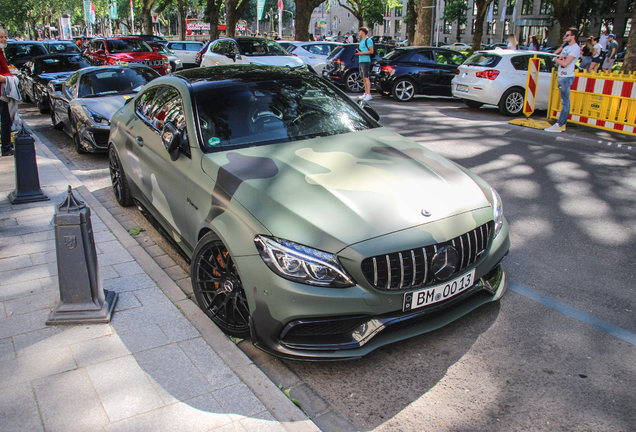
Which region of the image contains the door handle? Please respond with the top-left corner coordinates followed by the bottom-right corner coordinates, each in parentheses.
top-left (135, 136), bottom-right (144, 147)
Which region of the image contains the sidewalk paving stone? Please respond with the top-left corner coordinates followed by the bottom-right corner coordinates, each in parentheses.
top-left (0, 383), bottom-right (44, 432)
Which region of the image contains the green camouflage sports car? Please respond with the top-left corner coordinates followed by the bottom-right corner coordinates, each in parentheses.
top-left (108, 65), bottom-right (510, 360)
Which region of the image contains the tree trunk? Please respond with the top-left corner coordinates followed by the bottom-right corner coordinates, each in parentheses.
top-left (471, 0), bottom-right (492, 51)
top-left (414, 0), bottom-right (433, 46)
top-left (226, 0), bottom-right (250, 38)
top-left (207, 0), bottom-right (223, 41)
top-left (142, 0), bottom-right (154, 35)
top-left (407, 0), bottom-right (417, 46)
top-left (550, 0), bottom-right (583, 38)
top-left (295, 0), bottom-right (325, 41)
top-left (178, 0), bottom-right (186, 40)
top-left (622, 12), bottom-right (636, 73)
top-left (455, 19), bottom-right (461, 42)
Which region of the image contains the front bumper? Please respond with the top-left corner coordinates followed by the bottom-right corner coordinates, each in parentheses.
top-left (236, 218), bottom-right (510, 360)
top-left (78, 124), bottom-right (110, 153)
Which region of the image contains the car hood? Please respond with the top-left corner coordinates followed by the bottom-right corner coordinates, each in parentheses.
top-left (110, 52), bottom-right (165, 61)
top-left (201, 128), bottom-right (492, 252)
top-left (77, 95), bottom-right (129, 119)
top-left (244, 55), bottom-right (305, 67)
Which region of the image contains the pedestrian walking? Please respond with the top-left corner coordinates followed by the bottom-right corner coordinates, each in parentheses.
top-left (590, 36), bottom-right (602, 73)
top-left (336, 31), bottom-right (342, 42)
top-left (579, 36), bottom-right (594, 72)
top-left (545, 28), bottom-right (581, 133)
top-left (528, 35), bottom-right (540, 51)
top-left (0, 27), bottom-right (14, 157)
top-left (355, 27), bottom-right (374, 101)
top-left (507, 35), bottom-right (518, 50)
top-left (602, 34), bottom-right (618, 73)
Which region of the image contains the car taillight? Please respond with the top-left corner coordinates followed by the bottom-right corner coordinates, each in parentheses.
top-left (475, 70), bottom-right (500, 80)
top-left (380, 65), bottom-right (393, 73)
top-left (456, 69), bottom-right (461, 74)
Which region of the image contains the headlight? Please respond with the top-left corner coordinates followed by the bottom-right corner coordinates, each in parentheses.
top-left (82, 106), bottom-right (109, 125)
top-left (491, 187), bottom-right (504, 236)
top-left (255, 236), bottom-right (355, 287)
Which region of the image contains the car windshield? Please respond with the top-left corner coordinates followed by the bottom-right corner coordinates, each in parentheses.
top-left (237, 39), bottom-right (288, 56)
top-left (195, 76), bottom-right (376, 150)
top-left (464, 53), bottom-right (502, 67)
top-left (5, 44), bottom-right (47, 61)
top-left (107, 39), bottom-right (152, 53)
top-left (39, 56), bottom-right (95, 73)
top-left (152, 44), bottom-right (169, 54)
top-left (46, 43), bottom-right (80, 54)
top-left (78, 68), bottom-right (159, 97)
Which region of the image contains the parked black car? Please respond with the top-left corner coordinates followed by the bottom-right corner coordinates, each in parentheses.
top-left (19, 54), bottom-right (96, 113)
top-left (370, 47), bottom-right (467, 102)
top-left (42, 40), bottom-right (81, 54)
top-left (135, 34), bottom-right (168, 44)
top-left (5, 41), bottom-right (48, 69)
top-left (322, 43), bottom-right (396, 93)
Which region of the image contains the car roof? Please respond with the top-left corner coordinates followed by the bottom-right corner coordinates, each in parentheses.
top-left (7, 41), bottom-right (45, 45)
top-left (168, 40), bottom-right (202, 44)
top-left (473, 50), bottom-right (555, 56)
top-left (172, 64), bottom-right (310, 88)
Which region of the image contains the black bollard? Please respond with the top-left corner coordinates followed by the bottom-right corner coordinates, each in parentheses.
top-left (8, 126), bottom-right (49, 204)
top-left (46, 186), bottom-right (117, 325)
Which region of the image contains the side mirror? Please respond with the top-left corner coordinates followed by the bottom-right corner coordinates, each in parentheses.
top-left (161, 121), bottom-right (182, 161)
top-left (153, 47), bottom-right (158, 52)
top-left (357, 100), bottom-right (380, 122)
top-left (95, 49), bottom-right (105, 55)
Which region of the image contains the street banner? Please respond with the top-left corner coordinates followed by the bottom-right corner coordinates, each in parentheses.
top-left (84, 1), bottom-right (92, 24)
top-left (58, 14), bottom-right (72, 40)
top-left (278, 0), bottom-right (283, 12)
top-left (257, 0), bottom-right (265, 20)
top-left (91, 3), bottom-right (96, 24)
top-left (109, 1), bottom-right (118, 20)
top-left (523, 55), bottom-right (540, 117)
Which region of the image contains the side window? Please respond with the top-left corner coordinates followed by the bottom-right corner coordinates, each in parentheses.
top-left (510, 55), bottom-right (532, 71)
top-left (65, 72), bottom-right (80, 99)
top-left (170, 43), bottom-right (184, 51)
top-left (435, 51), bottom-right (465, 65)
top-left (149, 87), bottom-right (186, 132)
top-left (409, 51), bottom-right (434, 63)
top-left (538, 55), bottom-right (554, 72)
top-left (186, 43), bottom-right (202, 51)
top-left (227, 42), bottom-right (240, 54)
top-left (212, 42), bottom-right (225, 54)
top-left (136, 87), bottom-right (159, 120)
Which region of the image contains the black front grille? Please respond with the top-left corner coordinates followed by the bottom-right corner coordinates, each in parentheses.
top-left (282, 316), bottom-right (369, 338)
top-left (90, 131), bottom-right (109, 148)
top-left (361, 222), bottom-right (493, 290)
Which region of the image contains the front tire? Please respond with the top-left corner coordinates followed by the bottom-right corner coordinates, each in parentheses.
top-left (51, 108), bottom-right (64, 130)
top-left (36, 93), bottom-right (49, 114)
top-left (345, 70), bottom-right (363, 93)
top-left (392, 78), bottom-right (416, 102)
top-left (108, 146), bottom-right (132, 206)
top-left (73, 133), bottom-right (86, 154)
top-left (498, 87), bottom-right (524, 116)
top-left (191, 233), bottom-right (251, 338)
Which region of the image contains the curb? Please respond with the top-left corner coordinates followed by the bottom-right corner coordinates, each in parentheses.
top-left (28, 126), bottom-right (319, 432)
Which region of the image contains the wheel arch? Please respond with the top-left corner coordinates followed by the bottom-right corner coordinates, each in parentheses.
top-left (498, 85), bottom-right (525, 105)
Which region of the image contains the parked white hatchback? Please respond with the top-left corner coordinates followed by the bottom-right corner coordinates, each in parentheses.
top-left (281, 41), bottom-right (342, 74)
top-left (165, 41), bottom-right (204, 68)
top-left (452, 50), bottom-right (557, 116)
top-left (200, 37), bottom-right (305, 68)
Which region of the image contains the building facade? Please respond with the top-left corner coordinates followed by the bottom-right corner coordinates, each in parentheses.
top-left (311, 0), bottom-right (632, 49)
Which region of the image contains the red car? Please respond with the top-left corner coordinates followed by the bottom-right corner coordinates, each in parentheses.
top-left (83, 37), bottom-right (170, 75)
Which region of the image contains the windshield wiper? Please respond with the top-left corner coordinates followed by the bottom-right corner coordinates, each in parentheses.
top-left (83, 91), bottom-right (118, 97)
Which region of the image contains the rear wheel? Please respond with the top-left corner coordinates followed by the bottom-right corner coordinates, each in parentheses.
top-left (498, 87), bottom-right (524, 116)
top-left (191, 233), bottom-right (251, 338)
top-left (392, 78), bottom-right (416, 102)
top-left (463, 99), bottom-right (484, 109)
top-left (345, 71), bottom-right (363, 93)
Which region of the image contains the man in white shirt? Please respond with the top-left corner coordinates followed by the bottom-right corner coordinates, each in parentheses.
top-left (545, 27), bottom-right (581, 133)
top-left (599, 30), bottom-right (608, 51)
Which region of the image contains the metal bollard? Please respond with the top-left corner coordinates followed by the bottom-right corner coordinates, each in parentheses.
top-left (46, 186), bottom-right (117, 325)
top-left (8, 126), bottom-right (49, 204)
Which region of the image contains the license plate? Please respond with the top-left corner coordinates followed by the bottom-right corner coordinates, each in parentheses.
top-left (456, 84), bottom-right (469, 92)
top-left (403, 269), bottom-right (476, 312)
top-left (372, 66), bottom-right (379, 72)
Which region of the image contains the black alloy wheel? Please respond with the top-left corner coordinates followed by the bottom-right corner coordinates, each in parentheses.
top-left (108, 146), bottom-right (132, 206)
top-left (192, 233), bottom-right (251, 338)
top-left (73, 133), bottom-right (86, 154)
top-left (36, 91), bottom-right (49, 114)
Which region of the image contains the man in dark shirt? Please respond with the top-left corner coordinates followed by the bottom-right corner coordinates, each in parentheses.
top-left (0, 28), bottom-right (13, 156)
